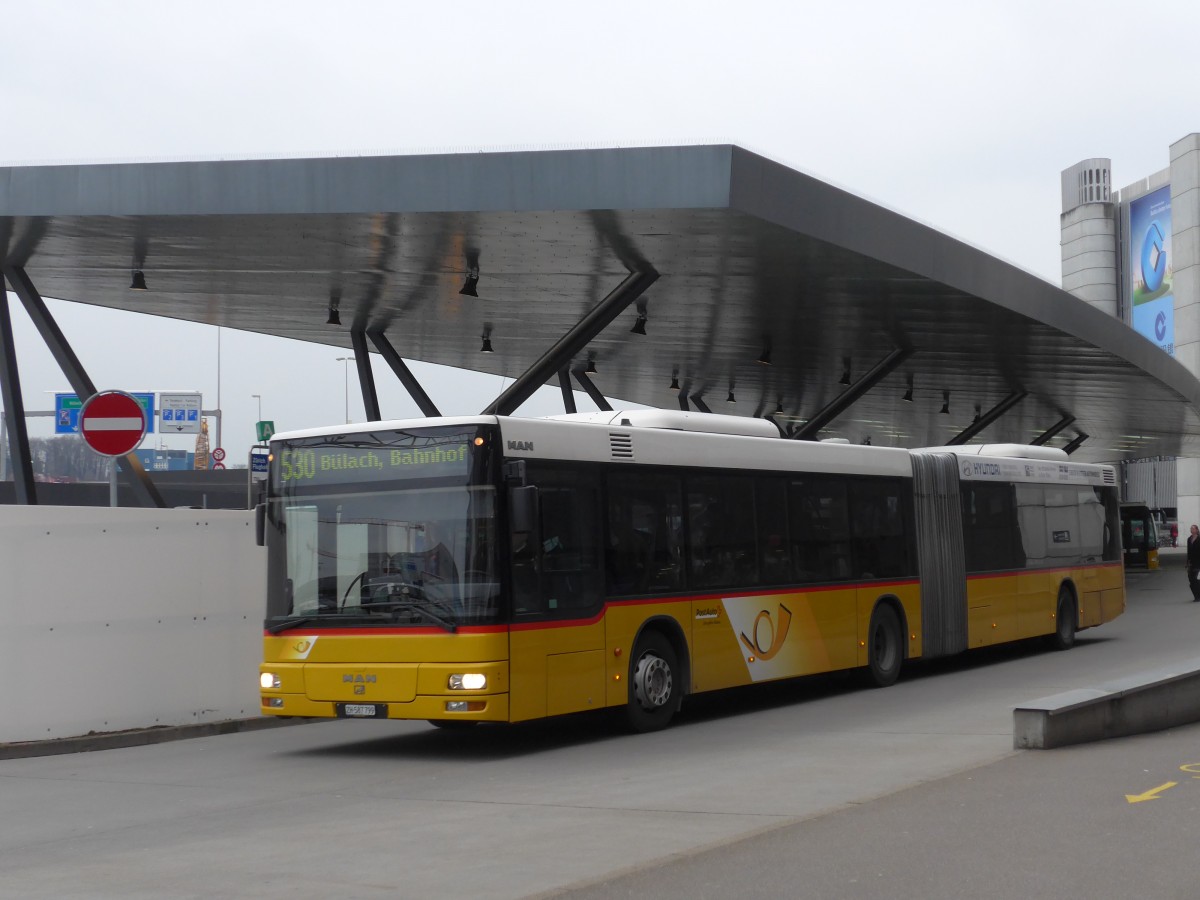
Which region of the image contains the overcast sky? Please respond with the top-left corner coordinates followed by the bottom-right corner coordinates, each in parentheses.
top-left (2, 0), bottom-right (1199, 464)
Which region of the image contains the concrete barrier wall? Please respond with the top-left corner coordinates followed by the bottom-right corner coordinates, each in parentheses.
top-left (1013, 661), bottom-right (1200, 749)
top-left (0, 506), bottom-right (265, 744)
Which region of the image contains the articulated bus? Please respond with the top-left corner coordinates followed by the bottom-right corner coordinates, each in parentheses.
top-left (259, 410), bottom-right (1124, 731)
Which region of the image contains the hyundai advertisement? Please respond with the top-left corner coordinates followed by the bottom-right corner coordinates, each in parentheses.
top-left (1129, 185), bottom-right (1173, 356)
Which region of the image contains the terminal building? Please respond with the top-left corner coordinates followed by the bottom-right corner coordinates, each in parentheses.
top-left (1060, 133), bottom-right (1200, 527)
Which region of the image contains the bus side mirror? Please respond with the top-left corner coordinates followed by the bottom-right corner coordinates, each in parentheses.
top-left (510, 485), bottom-right (539, 535)
top-left (255, 502), bottom-right (266, 547)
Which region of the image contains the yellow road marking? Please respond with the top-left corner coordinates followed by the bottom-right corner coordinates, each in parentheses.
top-left (1125, 782), bottom-right (1178, 804)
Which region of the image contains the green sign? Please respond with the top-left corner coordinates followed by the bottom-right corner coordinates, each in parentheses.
top-left (256, 420), bottom-right (275, 442)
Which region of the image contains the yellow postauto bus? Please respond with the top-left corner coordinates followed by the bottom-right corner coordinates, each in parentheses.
top-left (258, 410), bottom-right (1125, 731)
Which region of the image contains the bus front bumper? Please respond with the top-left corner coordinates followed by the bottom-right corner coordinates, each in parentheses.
top-left (259, 661), bottom-right (510, 722)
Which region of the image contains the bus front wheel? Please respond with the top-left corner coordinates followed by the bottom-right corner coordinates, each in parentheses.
top-left (626, 632), bottom-right (680, 732)
top-left (867, 604), bottom-right (903, 687)
top-left (1052, 589), bottom-right (1077, 650)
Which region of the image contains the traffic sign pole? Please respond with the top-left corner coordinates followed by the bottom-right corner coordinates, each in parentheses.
top-left (78, 391), bottom-right (149, 508)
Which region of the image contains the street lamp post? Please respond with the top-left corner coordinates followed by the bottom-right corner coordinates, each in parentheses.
top-left (251, 393), bottom-right (262, 423)
top-left (336, 357), bottom-right (351, 424)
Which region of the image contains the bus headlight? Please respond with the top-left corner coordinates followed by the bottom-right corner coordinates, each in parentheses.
top-left (260, 672), bottom-right (281, 689)
top-left (448, 673), bottom-right (487, 691)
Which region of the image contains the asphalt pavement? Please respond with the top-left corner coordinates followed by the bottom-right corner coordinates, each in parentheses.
top-left (547, 720), bottom-right (1200, 900)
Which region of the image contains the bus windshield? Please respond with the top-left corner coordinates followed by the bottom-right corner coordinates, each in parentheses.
top-left (264, 425), bottom-right (500, 629)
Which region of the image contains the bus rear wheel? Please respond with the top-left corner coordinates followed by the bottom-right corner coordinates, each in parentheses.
top-left (1052, 589), bottom-right (1077, 650)
top-left (626, 632), bottom-right (680, 732)
top-left (867, 604), bottom-right (903, 687)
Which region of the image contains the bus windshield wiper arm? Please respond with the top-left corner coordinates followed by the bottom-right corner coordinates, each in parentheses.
top-left (266, 616), bottom-right (317, 635)
top-left (365, 599), bottom-right (457, 633)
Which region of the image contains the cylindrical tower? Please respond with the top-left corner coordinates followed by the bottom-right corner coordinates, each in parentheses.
top-left (1060, 158), bottom-right (1118, 316)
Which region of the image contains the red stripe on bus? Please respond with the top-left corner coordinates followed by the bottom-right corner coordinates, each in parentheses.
top-left (266, 578), bottom-right (926, 637)
top-left (262, 624), bottom-right (509, 637)
top-left (965, 561), bottom-right (1123, 581)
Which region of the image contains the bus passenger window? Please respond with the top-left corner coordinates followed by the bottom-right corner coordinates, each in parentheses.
top-left (962, 482), bottom-right (1021, 572)
top-left (848, 478), bottom-right (912, 579)
top-left (539, 478), bottom-right (603, 612)
top-left (756, 478), bottom-right (792, 585)
top-left (788, 478), bottom-right (852, 583)
top-left (607, 473), bottom-right (683, 595)
top-left (687, 475), bottom-right (756, 589)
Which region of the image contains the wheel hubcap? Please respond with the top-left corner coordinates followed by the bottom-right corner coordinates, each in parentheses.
top-left (634, 654), bottom-right (672, 709)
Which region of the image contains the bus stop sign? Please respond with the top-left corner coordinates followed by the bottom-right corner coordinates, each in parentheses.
top-left (78, 391), bottom-right (148, 457)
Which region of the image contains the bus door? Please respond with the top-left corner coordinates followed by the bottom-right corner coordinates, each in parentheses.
top-left (507, 467), bottom-right (607, 721)
top-left (1120, 505), bottom-right (1158, 570)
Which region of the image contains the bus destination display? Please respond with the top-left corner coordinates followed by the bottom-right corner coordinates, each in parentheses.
top-left (277, 442), bottom-right (470, 484)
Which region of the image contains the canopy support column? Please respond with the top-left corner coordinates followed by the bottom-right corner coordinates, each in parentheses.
top-left (0, 282), bottom-right (36, 503)
top-left (1063, 432), bottom-right (1089, 455)
top-left (946, 390), bottom-right (1028, 446)
top-left (3, 265), bottom-right (165, 508)
top-left (1031, 414), bottom-right (1075, 446)
top-left (368, 331), bottom-right (441, 418)
top-left (572, 369), bottom-right (612, 412)
top-left (482, 269), bottom-right (658, 416)
top-left (558, 369), bottom-right (577, 414)
top-left (350, 329), bottom-right (381, 421)
top-left (793, 347), bottom-right (913, 440)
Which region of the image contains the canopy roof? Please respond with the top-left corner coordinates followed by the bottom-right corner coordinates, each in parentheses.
top-left (2, 144), bottom-right (1197, 463)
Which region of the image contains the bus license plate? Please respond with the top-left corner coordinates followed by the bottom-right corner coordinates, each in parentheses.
top-left (338, 703), bottom-right (385, 718)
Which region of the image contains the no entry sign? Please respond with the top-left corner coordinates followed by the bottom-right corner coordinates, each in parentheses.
top-left (79, 391), bottom-right (148, 457)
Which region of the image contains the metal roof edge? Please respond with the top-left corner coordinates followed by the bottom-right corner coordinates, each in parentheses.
top-left (0, 144), bottom-right (737, 218)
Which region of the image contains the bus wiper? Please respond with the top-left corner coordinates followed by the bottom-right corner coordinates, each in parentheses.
top-left (363, 596), bottom-right (457, 633)
top-left (266, 616), bottom-right (317, 635)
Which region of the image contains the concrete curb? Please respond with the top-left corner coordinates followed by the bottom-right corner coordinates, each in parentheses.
top-left (1013, 661), bottom-right (1200, 749)
top-left (0, 716), bottom-right (316, 760)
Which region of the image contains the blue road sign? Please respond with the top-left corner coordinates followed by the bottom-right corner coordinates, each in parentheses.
top-left (56, 392), bottom-right (155, 435)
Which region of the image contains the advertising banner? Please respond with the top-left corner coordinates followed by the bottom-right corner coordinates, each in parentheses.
top-left (1129, 185), bottom-right (1174, 356)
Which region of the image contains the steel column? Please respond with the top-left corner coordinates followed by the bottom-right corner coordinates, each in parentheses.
top-left (1031, 414), bottom-right (1075, 446)
top-left (1063, 432), bottom-right (1089, 455)
top-left (367, 331), bottom-right (441, 418)
top-left (482, 269), bottom-right (658, 416)
top-left (572, 369), bottom-right (612, 412)
top-left (350, 329), bottom-right (381, 421)
top-left (690, 394), bottom-right (712, 414)
top-left (946, 390), bottom-right (1028, 446)
top-left (3, 265), bottom-right (166, 508)
top-left (557, 369), bottom-right (577, 414)
top-left (793, 347), bottom-right (913, 440)
top-left (0, 283), bottom-right (37, 503)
